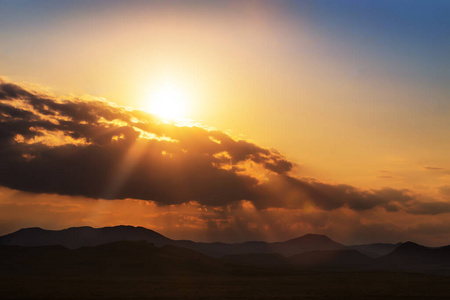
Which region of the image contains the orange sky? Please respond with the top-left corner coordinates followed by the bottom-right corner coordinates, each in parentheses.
top-left (0, 1), bottom-right (449, 245)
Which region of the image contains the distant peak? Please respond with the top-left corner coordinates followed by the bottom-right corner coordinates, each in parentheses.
top-left (65, 226), bottom-right (94, 230)
top-left (399, 241), bottom-right (424, 248)
top-left (393, 241), bottom-right (430, 253)
top-left (302, 233), bottom-right (328, 238)
top-left (18, 227), bottom-right (45, 232)
top-left (64, 225), bottom-right (153, 232)
top-left (8, 225), bottom-right (165, 236)
top-left (300, 233), bottom-right (330, 240)
top-left (102, 225), bottom-right (153, 230)
top-left (286, 233), bottom-right (334, 243)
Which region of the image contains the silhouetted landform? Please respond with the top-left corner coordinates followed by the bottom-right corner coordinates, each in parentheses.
top-left (222, 250), bottom-right (373, 270)
top-left (174, 233), bottom-right (345, 257)
top-left (289, 249), bottom-right (373, 269)
top-left (2, 240), bottom-right (450, 276)
top-left (0, 240), bottom-right (224, 276)
top-left (2, 269), bottom-right (450, 300)
top-left (0, 226), bottom-right (344, 257)
top-left (0, 225), bottom-right (170, 248)
top-left (378, 242), bottom-right (450, 269)
top-left (1, 225), bottom-right (450, 275)
top-left (222, 253), bottom-right (290, 268)
top-left (2, 229), bottom-right (450, 299)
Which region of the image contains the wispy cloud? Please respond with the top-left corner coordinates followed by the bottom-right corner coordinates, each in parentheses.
top-left (423, 166), bottom-right (445, 170)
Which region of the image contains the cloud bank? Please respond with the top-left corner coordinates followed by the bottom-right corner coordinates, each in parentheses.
top-left (0, 78), bottom-right (447, 218)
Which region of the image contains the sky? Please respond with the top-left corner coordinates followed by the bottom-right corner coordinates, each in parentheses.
top-left (0, 0), bottom-right (449, 245)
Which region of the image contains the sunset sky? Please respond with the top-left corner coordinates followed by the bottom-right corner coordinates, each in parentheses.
top-left (0, 0), bottom-right (449, 245)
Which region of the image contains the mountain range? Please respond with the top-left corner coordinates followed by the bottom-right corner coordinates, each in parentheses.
top-left (1, 225), bottom-right (450, 274)
top-left (0, 225), bottom-right (392, 257)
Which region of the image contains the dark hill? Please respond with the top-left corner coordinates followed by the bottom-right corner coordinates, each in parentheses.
top-left (0, 226), bottom-right (345, 258)
top-left (378, 242), bottom-right (450, 266)
top-left (271, 234), bottom-right (345, 256)
top-left (0, 240), bottom-right (225, 276)
top-left (0, 225), bottom-right (171, 249)
top-left (173, 234), bottom-right (344, 257)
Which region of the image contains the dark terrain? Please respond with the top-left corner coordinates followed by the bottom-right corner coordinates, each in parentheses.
top-left (1, 226), bottom-right (450, 299)
top-left (0, 226), bottom-right (346, 257)
top-left (3, 271), bottom-right (450, 300)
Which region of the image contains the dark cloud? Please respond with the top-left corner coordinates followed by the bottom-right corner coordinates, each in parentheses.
top-left (406, 201), bottom-right (450, 215)
top-left (0, 81), bottom-right (288, 206)
top-left (0, 79), bottom-right (447, 215)
top-left (250, 175), bottom-right (412, 212)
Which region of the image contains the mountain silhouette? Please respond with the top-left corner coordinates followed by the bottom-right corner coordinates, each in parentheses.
top-left (0, 226), bottom-right (344, 257)
top-left (2, 225), bottom-right (450, 274)
top-left (271, 234), bottom-right (345, 256)
top-left (174, 234), bottom-right (344, 257)
top-left (378, 241), bottom-right (450, 267)
top-left (2, 226), bottom-right (450, 276)
top-left (0, 240), bottom-right (225, 276)
top-left (0, 226), bottom-right (171, 248)
top-left (2, 230), bottom-right (450, 300)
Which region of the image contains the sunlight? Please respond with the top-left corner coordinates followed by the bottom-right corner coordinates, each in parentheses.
top-left (148, 80), bottom-right (189, 121)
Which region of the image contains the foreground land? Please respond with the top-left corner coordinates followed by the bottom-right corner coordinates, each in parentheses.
top-left (2, 271), bottom-right (450, 300)
top-left (2, 230), bottom-right (450, 299)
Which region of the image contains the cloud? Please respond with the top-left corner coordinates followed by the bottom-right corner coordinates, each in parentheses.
top-left (0, 80), bottom-right (295, 206)
top-left (2, 188), bottom-right (449, 246)
top-left (423, 166), bottom-right (445, 170)
top-left (250, 175), bottom-right (412, 212)
top-left (405, 201), bottom-right (450, 215)
top-left (439, 185), bottom-right (450, 198)
top-left (0, 78), bottom-right (447, 216)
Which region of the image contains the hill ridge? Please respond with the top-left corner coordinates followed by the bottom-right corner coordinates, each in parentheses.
top-left (2, 225), bottom-right (448, 261)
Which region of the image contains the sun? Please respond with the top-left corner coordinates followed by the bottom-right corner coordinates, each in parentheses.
top-left (148, 81), bottom-right (188, 121)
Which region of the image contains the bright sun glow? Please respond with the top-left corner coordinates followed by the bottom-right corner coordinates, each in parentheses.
top-left (148, 81), bottom-right (189, 121)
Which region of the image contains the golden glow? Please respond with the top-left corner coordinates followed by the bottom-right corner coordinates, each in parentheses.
top-left (147, 80), bottom-right (189, 121)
